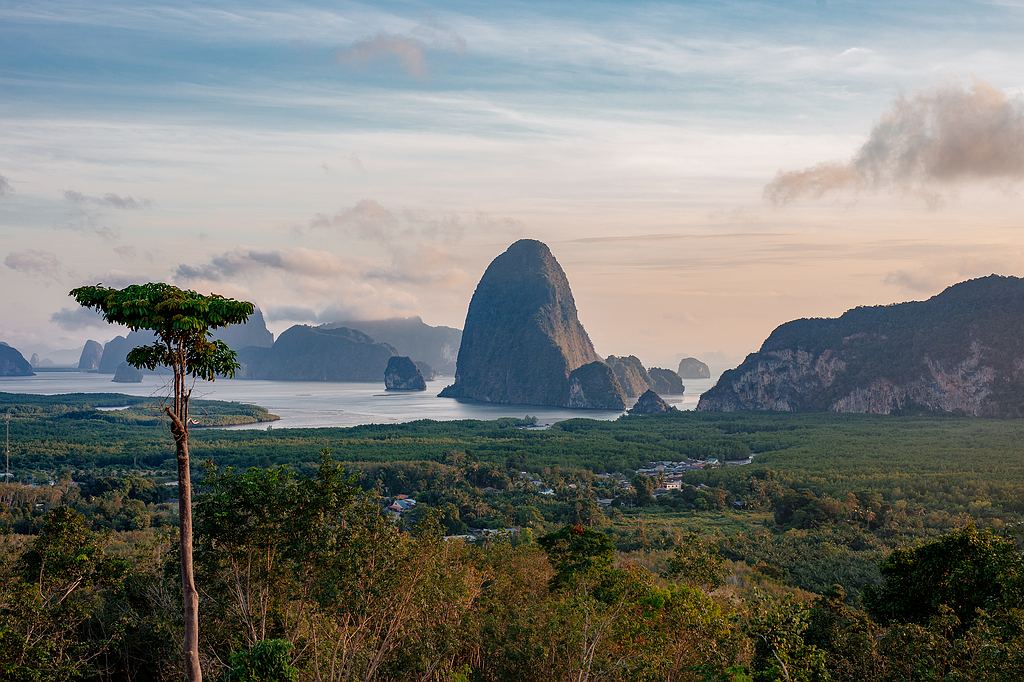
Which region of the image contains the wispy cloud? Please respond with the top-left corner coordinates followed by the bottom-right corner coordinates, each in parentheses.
top-left (337, 22), bottom-right (465, 79)
top-left (50, 306), bottom-right (108, 331)
top-left (0, 174), bottom-right (11, 196)
top-left (176, 248), bottom-right (349, 281)
top-left (4, 249), bottom-right (62, 282)
top-left (64, 190), bottom-right (152, 209)
top-left (766, 80), bottom-right (1024, 204)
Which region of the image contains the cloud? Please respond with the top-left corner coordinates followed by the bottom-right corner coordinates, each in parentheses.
top-left (306, 199), bottom-right (520, 246)
top-left (337, 24), bottom-right (465, 79)
top-left (63, 190), bottom-right (152, 209)
top-left (264, 305), bottom-right (320, 322)
top-left (884, 270), bottom-right (945, 294)
top-left (0, 174), bottom-right (11, 196)
top-left (50, 306), bottom-right (108, 331)
top-left (4, 249), bottom-right (62, 282)
top-left (766, 81), bottom-right (1024, 204)
top-left (176, 248), bottom-right (349, 281)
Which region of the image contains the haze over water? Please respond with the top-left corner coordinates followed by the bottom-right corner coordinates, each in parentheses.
top-left (0, 372), bottom-right (718, 429)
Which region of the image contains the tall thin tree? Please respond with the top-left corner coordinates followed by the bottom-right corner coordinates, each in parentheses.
top-left (71, 283), bottom-right (254, 681)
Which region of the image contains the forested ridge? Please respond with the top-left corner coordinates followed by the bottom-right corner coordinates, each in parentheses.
top-left (2, 391), bottom-right (1024, 679)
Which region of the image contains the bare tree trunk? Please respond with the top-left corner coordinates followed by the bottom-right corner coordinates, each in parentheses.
top-left (169, 360), bottom-right (202, 681)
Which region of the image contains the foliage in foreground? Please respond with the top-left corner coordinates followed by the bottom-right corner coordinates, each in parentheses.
top-left (2, 457), bottom-right (1024, 680)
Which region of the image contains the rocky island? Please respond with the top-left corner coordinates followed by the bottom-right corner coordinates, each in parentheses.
top-left (678, 357), bottom-right (711, 379)
top-left (0, 342), bottom-right (34, 376)
top-left (384, 356), bottom-right (427, 391)
top-left (112, 362), bottom-right (143, 383)
top-left (440, 239), bottom-right (626, 409)
top-left (699, 275), bottom-right (1024, 417)
top-left (648, 367), bottom-right (684, 394)
top-left (628, 389), bottom-right (676, 415)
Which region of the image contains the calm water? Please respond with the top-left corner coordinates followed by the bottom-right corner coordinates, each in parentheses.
top-left (0, 371), bottom-right (719, 429)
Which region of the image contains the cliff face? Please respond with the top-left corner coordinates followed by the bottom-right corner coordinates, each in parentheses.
top-left (566, 362), bottom-right (627, 409)
top-left (605, 355), bottom-right (652, 397)
top-left (0, 343), bottom-right (34, 376)
top-left (699, 275), bottom-right (1024, 417)
top-left (440, 239), bottom-right (624, 409)
top-left (78, 340), bottom-right (103, 370)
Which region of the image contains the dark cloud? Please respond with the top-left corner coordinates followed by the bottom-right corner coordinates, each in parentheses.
top-left (50, 306), bottom-right (108, 331)
top-left (4, 249), bottom-right (62, 282)
top-left (766, 81), bottom-right (1024, 204)
top-left (64, 190), bottom-right (152, 209)
top-left (0, 174), bottom-right (11, 196)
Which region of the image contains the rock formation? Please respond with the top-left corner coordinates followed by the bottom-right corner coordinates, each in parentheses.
top-left (605, 355), bottom-right (652, 397)
top-left (384, 356), bottom-right (427, 391)
top-left (699, 275), bottom-right (1024, 417)
top-left (0, 342), bottom-right (34, 376)
top-left (112, 361), bottom-right (143, 383)
top-left (238, 325), bottom-right (396, 381)
top-left (648, 367), bottom-right (684, 394)
top-left (678, 357), bottom-right (711, 379)
top-left (78, 340), bottom-right (103, 370)
top-left (628, 389), bottom-right (675, 415)
top-left (439, 239), bottom-right (626, 409)
top-left (326, 317), bottom-right (461, 375)
top-left (566, 362), bottom-right (627, 409)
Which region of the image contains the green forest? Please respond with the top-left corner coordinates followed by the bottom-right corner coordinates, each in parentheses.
top-left (2, 391), bottom-right (1024, 680)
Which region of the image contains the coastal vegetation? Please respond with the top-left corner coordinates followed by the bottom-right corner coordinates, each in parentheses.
top-left (3, 390), bottom-right (1024, 677)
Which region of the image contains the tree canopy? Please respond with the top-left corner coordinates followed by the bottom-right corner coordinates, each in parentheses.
top-left (69, 283), bottom-right (254, 380)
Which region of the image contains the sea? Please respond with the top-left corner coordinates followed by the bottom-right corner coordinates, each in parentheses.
top-left (0, 371), bottom-right (719, 430)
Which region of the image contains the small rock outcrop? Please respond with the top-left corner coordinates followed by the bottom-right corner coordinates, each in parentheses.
top-left (385, 356), bottom-right (427, 391)
top-left (648, 367), bottom-right (684, 394)
top-left (78, 340), bottom-right (103, 370)
top-left (698, 275), bottom-right (1024, 417)
top-left (678, 357), bottom-right (711, 379)
top-left (605, 355), bottom-right (652, 397)
top-left (112, 362), bottom-right (143, 383)
top-left (628, 389), bottom-right (675, 415)
top-left (440, 239), bottom-right (625, 409)
top-left (566, 362), bottom-right (627, 410)
top-left (0, 342), bottom-right (34, 376)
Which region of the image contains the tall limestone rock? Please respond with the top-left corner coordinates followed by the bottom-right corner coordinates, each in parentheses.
top-left (699, 275), bottom-right (1024, 417)
top-left (440, 239), bottom-right (625, 409)
top-left (78, 340), bottom-right (103, 370)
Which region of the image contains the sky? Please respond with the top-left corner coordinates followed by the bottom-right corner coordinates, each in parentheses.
top-left (2, 0), bottom-right (1024, 370)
